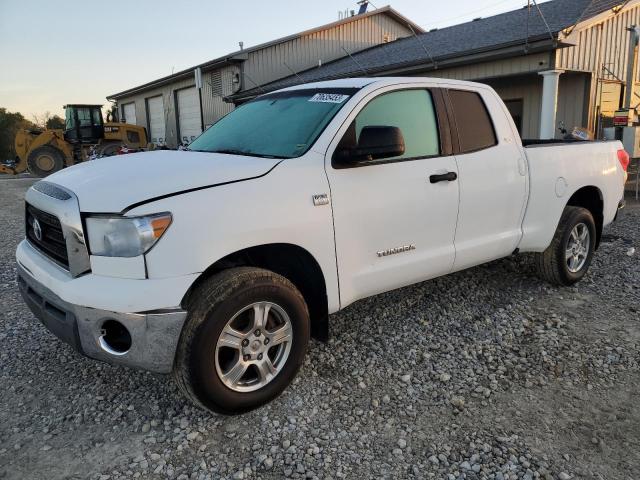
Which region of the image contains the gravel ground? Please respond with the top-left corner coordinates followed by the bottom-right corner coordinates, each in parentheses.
top-left (0, 176), bottom-right (638, 480)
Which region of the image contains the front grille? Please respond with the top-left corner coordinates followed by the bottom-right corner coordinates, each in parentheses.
top-left (26, 203), bottom-right (69, 269)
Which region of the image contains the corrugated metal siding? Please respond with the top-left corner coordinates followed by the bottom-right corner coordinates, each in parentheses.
top-left (115, 76), bottom-right (195, 148)
top-left (486, 75), bottom-right (543, 139)
top-left (116, 13), bottom-right (413, 140)
top-left (419, 52), bottom-right (552, 81)
top-left (556, 72), bottom-right (590, 131)
top-left (201, 65), bottom-right (240, 127)
top-left (243, 15), bottom-right (412, 87)
top-left (556, 2), bottom-right (640, 132)
top-left (557, 4), bottom-right (640, 81)
top-left (114, 65), bottom-right (241, 146)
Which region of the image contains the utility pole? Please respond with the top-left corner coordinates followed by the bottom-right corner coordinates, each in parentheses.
top-left (195, 67), bottom-right (205, 133)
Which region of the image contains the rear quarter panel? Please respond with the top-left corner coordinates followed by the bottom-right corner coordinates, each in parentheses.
top-left (518, 141), bottom-right (625, 252)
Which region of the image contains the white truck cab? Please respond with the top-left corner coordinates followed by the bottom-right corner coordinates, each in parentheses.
top-left (16, 77), bottom-right (628, 413)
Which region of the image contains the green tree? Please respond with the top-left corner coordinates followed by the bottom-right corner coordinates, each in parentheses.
top-left (0, 108), bottom-right (35, 161)
top-left (46, 114), bottom-right (65, 130)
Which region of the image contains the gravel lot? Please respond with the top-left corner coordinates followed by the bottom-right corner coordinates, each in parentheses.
top-left (0, 176), bottom-right (638, 480)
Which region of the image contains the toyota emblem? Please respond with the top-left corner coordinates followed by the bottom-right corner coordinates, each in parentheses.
top-left (33, 218), bottom-right (42, 241)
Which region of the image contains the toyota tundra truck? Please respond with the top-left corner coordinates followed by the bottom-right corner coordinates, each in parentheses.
top-left (16, 77), bottom-right (628, 414)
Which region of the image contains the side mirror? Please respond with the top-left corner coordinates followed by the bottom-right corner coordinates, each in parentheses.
top-left (336, 126), bottom-right (405, 165)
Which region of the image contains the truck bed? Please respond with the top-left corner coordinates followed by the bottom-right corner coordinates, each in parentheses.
top-left (518, 139), bottom-right (625, 252)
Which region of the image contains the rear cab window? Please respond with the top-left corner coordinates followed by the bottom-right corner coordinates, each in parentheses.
top-left (448, 89), bottom-right (497, 154)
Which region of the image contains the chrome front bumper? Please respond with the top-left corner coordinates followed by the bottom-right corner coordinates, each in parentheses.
top-left (18, 264), bottom-right (187, 374)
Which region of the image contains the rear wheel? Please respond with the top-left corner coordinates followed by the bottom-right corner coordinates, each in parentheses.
top-left (26, 145), bottom-right (65, 177)
top-left (174, 267), bottom-right (310, 414)
top-left (535, 206), bottom-right (596, 286)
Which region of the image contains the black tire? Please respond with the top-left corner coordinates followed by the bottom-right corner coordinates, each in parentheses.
top-left (535, 206), bottom-right (597, 286)
top-left (99, 142), bottom-right (121, 157)
top-left (173, 267), bottom-right (310, 415)
top-left (26, 145), bottom-right (65, 177)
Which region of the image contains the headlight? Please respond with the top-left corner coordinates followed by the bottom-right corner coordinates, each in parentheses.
top-left (86, 213), bottom-right (172, 257)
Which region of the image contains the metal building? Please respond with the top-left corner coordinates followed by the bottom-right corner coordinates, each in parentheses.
top-left (234, 0), bottom-right (640, 140)
top-left (107, 6), bottom-right (422, 148)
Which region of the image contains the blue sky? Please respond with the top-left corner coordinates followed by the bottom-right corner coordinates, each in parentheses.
top-left (0, 0), bottom-right (534, 118)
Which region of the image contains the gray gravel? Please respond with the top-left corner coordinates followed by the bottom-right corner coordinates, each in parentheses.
top-left (0, 176), bottom-right (638, 480)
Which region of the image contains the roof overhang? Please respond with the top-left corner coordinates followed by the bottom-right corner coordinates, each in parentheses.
top-left (107, 56), bottom-right (244, 100)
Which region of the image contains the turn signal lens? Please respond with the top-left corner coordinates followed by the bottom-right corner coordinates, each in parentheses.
top-left (151, 216), bottom-right (172, 238)
top-left (617, 149), bottom-right (630, 172)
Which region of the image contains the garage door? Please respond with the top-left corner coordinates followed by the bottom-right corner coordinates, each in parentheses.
top-left (177, 87), bottom-right (202, 145)
top-left (123, 103), bottom-right (136, 125)
top-left (147, 96), bottom-right (166, 145)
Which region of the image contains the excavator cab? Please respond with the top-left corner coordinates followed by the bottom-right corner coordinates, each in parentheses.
top-left (63, 104), bottom-right (104, 144)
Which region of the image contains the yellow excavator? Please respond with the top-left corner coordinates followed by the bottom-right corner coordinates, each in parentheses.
top-left (1, 104), bottom-right (148, 177)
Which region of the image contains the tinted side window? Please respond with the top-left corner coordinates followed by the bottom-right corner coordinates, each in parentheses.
top-left (336, 89), bottom-right (440, 162)
top-left (449, 90), bottom-right (497, 153)
top-left (127, 130), bottom-right (141, 143)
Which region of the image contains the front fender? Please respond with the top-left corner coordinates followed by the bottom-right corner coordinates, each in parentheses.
top-left (134, 152), bottom-right (341, 314)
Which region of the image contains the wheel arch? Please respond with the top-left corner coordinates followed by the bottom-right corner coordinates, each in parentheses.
top-left (565, 185), bottom-right (604, 248)
top-left (181, 243), bottom-right (330, 342)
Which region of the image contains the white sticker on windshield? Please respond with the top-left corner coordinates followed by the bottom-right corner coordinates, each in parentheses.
top-left (309, 93), bottom-right (349, 104)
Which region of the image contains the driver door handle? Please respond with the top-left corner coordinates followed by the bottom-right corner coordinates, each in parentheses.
top-left (429, 172), bottom-right (458, 183)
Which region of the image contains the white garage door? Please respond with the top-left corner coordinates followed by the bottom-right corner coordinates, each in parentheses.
top-left (123, 102), bottom-right (136, 125)
top-left (177, 87), bottom-right (202, 145)
top-left (147, 96), bottom-right (166, 145)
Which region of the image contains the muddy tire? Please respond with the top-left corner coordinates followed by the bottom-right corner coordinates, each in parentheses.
top-left (26, 145), bottom-right (65, 177)
top-left (535, 206), bottom-right (597, 286)
top-left (173, 267), bottom-right (310, 415)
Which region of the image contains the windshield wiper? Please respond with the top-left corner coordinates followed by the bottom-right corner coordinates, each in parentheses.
top-left (210, 149), bottom-right (288, 159)
top-left (211, 149), bottom-right (250, 156)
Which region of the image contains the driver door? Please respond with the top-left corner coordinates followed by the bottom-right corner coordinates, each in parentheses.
top-left (325, 87), bottom-right (460, 308)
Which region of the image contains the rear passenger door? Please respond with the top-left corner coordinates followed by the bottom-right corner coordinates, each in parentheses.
top-left (445, 88), bottom-right (528, 271)
top-left (326, 87), bottom-right (460, 308)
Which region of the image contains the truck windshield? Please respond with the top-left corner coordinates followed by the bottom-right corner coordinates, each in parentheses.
top-left (188, 88), bottom-right (358, 159)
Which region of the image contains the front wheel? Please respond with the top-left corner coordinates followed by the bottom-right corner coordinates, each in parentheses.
top-left (173, 267), bottom-right (310, 414)
top-left (535, 206), bottom-right (597, 286)
top-left (26, 145), bottom-right (65, 177)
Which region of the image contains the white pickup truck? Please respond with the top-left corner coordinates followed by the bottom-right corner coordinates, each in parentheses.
top-left (17, 78), bottom-right (628, 414)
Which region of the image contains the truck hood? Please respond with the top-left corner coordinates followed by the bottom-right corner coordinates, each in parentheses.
top-left (46, 150), bottom-right (281, 212)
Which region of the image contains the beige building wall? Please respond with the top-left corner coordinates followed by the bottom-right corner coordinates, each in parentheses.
top-left (243, 14), bottom-right (413, 88)
top-left (556, 1), bottom-right (640, 132)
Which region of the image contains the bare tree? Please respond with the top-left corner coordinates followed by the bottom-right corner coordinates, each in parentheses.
top-left (31, 111), bottom-right (52, 130)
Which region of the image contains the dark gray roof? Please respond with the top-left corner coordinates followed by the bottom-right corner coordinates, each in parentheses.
top-left (234, 0), bottom-right (627, 100)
